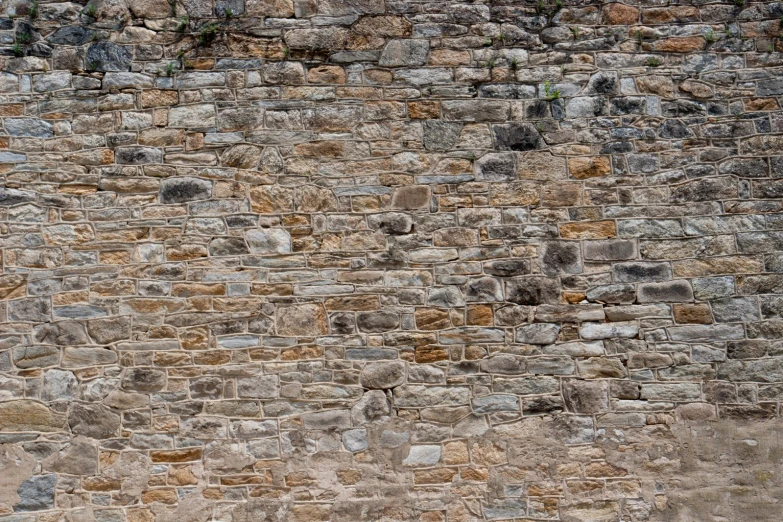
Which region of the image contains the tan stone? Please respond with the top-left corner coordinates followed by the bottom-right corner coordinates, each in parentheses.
top-left (277, 303), bottom-right (328, 337)
top-left (416, 308), bottom-right (451, 331)
top-left (466, 305), bottom-right (493, 326)
top-left (568, 156), bottom-right (612, 179)
top-left (150, 449), bottom-right (203, 463)
top-left (673, 303), bottom-right (713, 324)
top-left (672, 256), bottom-right (764, 277)
top-left (602, 3), bottom-right (639, 25)
top-left (637, 75), bottom-right (675, 97)
top-left (643, 6), bottom-right (699, 24)
top-left (559, 221), bottom-right (616, 239)
top-left (651, 36), bottom-right (705, 53)
top-left (680, 79), bottom-right (713, 98)
top-left (443, 441), bottom-right (469, 465)
top-left (0, 400), bottom-right (67, 432)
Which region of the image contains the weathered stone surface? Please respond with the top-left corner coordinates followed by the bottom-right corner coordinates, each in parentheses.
top-left (86, 42), bottom-right (132, 71)
top-left (68, 403), bottom-right (121, 439)
top-left (14, 474), bottom-right (56, 512)
top-left (360, 361), bottom-right (405, 389)
top-left (379, 39), bottom-right (429, 67)
top-left (160, 177), bottom-right (212, 203)
top-left (0, 401), bottom-right (67, 432)
top-left (1, 2), bottom-right (782, 518)
top-left (276, 303), bottom-right (327, 337)
top-left (246, 228), bottom-right (291, 254)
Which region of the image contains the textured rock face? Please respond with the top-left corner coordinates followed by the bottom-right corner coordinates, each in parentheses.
top-left (1, 1), bottom-right (783, 520)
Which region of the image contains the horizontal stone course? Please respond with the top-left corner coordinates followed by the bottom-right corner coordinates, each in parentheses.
top-left (1, 0), bottom-right (783, 520)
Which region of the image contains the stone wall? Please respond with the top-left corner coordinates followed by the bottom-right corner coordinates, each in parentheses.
top-left (1, 0), bottom-right (783, 520)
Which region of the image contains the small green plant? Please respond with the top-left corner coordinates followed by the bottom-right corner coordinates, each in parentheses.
top-left (570, 26), bottom-right (580, 38)
top-left (510, 57), bottom-right (519, 70)
top-left (734, 0), bottom-right (744, 6)
top-left (543, 80), bottom-right (560, 101)
top-left (555, 0), bottom-right (563, 10)
top-left (198, 22), bottom-right (217, 45)
top-left (769, 43), bottom-right (775, 53)
top-left (537, 0), bottom-right (545, 14)
top-left (647, 57), bottom-right (661, 67)
top-left (168, 0), bottom-right (176, 16)
top-left (17, 31), bottom-right (31, 44)
top-left (12, 43), bottom-right (24, 57)
top-left (636, 30), bottom-right (643, 45)
top-left (29, 0), bottom-right (38, 19)
top-left (486, 58), bottom-right (495, 69)
top-left (497, 33), bottom-right (505, 45)
top-left (87, 60), bottom-right (98, 72)
top-left (83, 3), bottom-right (96, 17)
top-left (705, 29), bottom-right (717, 44)
top-left (224, 6), bottom-right (233, 18)
top-left (483, 36), bottom-right (492, 47)
top-left (161, 62), bottom-right (176, 76)
top-left (282, 45), bottom-right (290, 58)
top-left (176, 16), bottom-right (188, 33)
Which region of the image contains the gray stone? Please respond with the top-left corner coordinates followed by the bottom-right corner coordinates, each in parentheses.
top-left (357, 312), bottom-right (399, 333)
top-left (637, 280), bottom-right (694, 303)
top-left (492, 123), bottom-right (543, 151)
top-left (121, 368), bottom-right (166, 392)
top-left (711, 297), bottom-right (760, 323)
top-left (14, 474), bottom-right (56, 512)
top-left (246, 229), bottom-right (291, 255)
top-left (342, 429), bottom-right (368, 452)
top-left (403, 445), bottom-right (441, 466)
top-left (515, 323), bottom-right (560, 344)
top-left (465, 277), bottom-right (503, 302)
top-left (360, 361), bottom-right (405, 389)
top-left (475, 152), bottom-right (517, 181)
top-left (116, 146), bottom-right (162, 165)
top-left (483, 500), bottom-right (527, 520)
top-left (539, 241), bottom-right (582, 276)
top-left (68, 403), bottom-right (121, 439)
top-left (86, 42), bottom-right (132, 71)
top-left (0, 188), bottom-right (35, 205)
top-left (160, 177), bottom-right (212, 203)
top-left (351, 390), bottom-right (391, 425)
top-left (423, 121), bottom-right (462, 151)
top-left (564, 380), bottom-right (609, 414)
top-left (566, 96), bottom-right (606, 117)
top-left (505, 277), bottom-right (561, 305)
top-left (237, 375), bottom-right (278, 398)
top-left (43, 436), bottom-right (99, 475)
top-left (580, 322), bottom-right (638, 340)
top-left (472, 394), bottom-right (519, 414)
top-left (379, 40), bottom-right (430, 66)
top-left (9, 298), bottom-right (52, 323)
top-left (614, 261), bottom-right (672, 283)
top-left (49, 26), bottom-right (94, 45)
top-left (302, 409), bottom-right (350, 430)
top-left (368, 212), bottom-right (414, 235)
top-left (428, 286), bottom-right (465, 307)
top-left (586, 284), bottom-right (635, 304)
top-left (394, 385), bottom-right (470, 407)
top-left (4, 118), bottom-right (53, 138)
top-left (41, 370), bottom-right (78, 402)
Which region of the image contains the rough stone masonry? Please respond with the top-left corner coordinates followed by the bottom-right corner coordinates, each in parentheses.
top-left (2, 0), bottom-right (783, 520)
